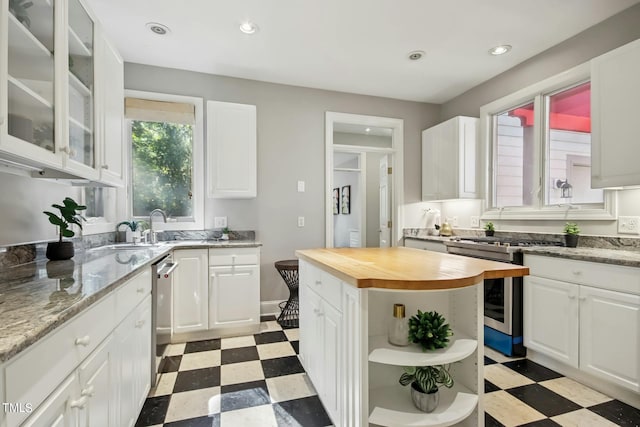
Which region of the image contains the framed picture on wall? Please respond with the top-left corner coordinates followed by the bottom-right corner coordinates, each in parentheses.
top-left (333, 188), bottom-right (340, 215)
top-left (341, 185), bottom-right (351, 215)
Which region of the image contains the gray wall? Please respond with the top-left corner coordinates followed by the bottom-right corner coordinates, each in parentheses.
top-left (441, 3), bottom-right (640, 121)
top-left (125, 64), bottom-right (439, 302)
top-left (0, 173), bottom-right (82, 246)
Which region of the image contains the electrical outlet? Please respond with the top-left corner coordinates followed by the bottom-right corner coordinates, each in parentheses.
top-left (214, 216), bottom-right (227, 228)
top-left (298, 216), bottom-right (305, 227)
top-left (618, 216), bottom-right (640, 234)
top-left (297, 181), bottom-right (305, 192)
top-left (470, 216), bottom-right (480, 227)
top-left (452, 216), bottom-right (459, 227)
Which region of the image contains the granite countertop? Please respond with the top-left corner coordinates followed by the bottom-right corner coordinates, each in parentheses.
top-left (404, 235), bottom-right (450, 243)
top-left (0, 240), bottom-right (261, 363)
top-left (522, 247), bottom-right (640, 268)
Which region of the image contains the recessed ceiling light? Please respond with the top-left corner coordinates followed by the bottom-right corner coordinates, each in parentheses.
top-left (365, 128), bottom-right (371, 133)
top-left (489, 45), bottom-right (512, 55)
top-left (146, 22), bottom-right (171, 36)
top-left (239, 21), bottom-right (259, 34)
top-left (408, 50), bottom-right (425, 61)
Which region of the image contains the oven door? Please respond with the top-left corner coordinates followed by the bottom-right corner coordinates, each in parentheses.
top-left (484, 276), bottom-right (513, 335)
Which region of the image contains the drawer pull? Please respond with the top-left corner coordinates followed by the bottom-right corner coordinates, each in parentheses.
top-left (578, 296), bottom-right (587, 301)
top-left (137, 287), bottom-right (146, 293)
top-left (568, 295), bottom-right (576, 299)
top-left (70, 396), bottom-right (88, 409)
top-left (81, 385), bottom-right (95, 397)
top-left (135, 319), bottom-right (146, 328)
top-left (572, 270), bottom-right (582, 275)
top-left (313, 308), bottom-right (324, 317)
top-left (75, 335), bottom-right (91, 346)
top-left (314, 280), bottom-right (322, 285)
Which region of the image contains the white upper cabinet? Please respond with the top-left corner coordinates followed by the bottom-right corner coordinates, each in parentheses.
top-left (95, 30), bottom-right (124, 187)
top-left (591, 38), bottom-right (640, 188)
top-left (206, 101), bottom-right (257, 198)
top-left (422, 116), bottom-right (478, 201)
top-left (0, 0), bottom-right (123, 185)
top-left (1, 0), bottom-right (62, 169)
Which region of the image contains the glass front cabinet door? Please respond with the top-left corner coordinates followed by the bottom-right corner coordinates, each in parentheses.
top-left (2, 0), bottom-right (61, 167)
top-left (65, 0), bottom-right (97, 178)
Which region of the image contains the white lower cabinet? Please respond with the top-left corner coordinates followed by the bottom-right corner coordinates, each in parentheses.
top-left (299, 259), bottom-right (482, 427)
top-left (209, 265), bottom-right (260, 329)
top-left (299, 263), bottom-right (343, 425)
top-left (21, 374), bottom-right (80, 427)
top-left (524, 255), bottom-right (640, 392)
top-left (173, 249), bottom-right (209, 334)
top-left (4, 268), bottom-right (153, 427)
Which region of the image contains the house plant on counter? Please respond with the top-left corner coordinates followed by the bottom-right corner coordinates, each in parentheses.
top-left (484, 221), bottom-right (495, 237)
top-left (399, 364), bottom-right (454, 413)
top-left (43, 197), bottom-right (86, 260)
top-left (117, 219), bottom-right (147, 242)
top-left (221, 227), bottom-right (230, 240)
top-left (563, 222), bottom-right (580, 248)
top-left (408, 310), bottom-right (453, 351)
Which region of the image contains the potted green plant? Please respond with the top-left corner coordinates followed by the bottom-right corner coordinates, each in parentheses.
top-left (484, 222), bottom-right (495, 237)
top-left (43, 197), bottom-right (86, 260)
top-left (399, 364), bottom-right (454, 413)
top-left (408, 310), bottom-right (453, 351)
top-left (117, 219), bottom-right (147, 242)
top-left (563, 222), bottom-right (580, 248)
top-left (221, 227), bottom-right (230, 240)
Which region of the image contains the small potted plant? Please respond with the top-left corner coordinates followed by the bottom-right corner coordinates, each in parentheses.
top-left (221, 227), bottom-right (230, 240)
top-left (563, 222), bottom-right (580, 248)
top-left (408, 310), bottom-right (453, 351)
top-left (484, 222), bottom-right (495, 237)
top-left (117, 219), bottom-right (147, 243)
top-left (43, 197), bottom-right (86, 260)
top-left (399, 364), bottom-right (454, 413)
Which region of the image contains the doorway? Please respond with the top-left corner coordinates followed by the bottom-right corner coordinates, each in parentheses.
top-left (325, 112), bottom-right (404, 248)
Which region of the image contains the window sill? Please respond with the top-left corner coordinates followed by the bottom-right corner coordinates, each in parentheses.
top-left (481, 206), bottom-right (617, 221)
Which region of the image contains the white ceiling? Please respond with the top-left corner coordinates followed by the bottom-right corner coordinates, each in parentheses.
top-left (85, 0), bottom-right (639, 103)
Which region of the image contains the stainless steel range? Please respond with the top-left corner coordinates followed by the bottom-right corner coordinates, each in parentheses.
top-left (444, 236), bottom-right (564, 356)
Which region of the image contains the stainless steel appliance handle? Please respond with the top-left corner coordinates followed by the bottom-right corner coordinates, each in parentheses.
top-left (157, 262), bottom-right (178, 279)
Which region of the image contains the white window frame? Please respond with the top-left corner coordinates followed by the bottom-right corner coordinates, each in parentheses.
top-left (479, 62), bottom-right (617, 221)
top-left (124, 90), bottom-right (205, 231)
top-left (81, 186), bottom-right (119, 235)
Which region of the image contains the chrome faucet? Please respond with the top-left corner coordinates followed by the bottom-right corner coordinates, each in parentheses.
top-left (148, 209), bottom-right (167, 244)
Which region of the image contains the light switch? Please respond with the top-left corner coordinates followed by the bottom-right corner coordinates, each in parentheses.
top-left (298, 216), bottom-right (305, 227)
top-left (214, 216), bottom-right (227, 228)
top-left (297, 181), bottom-right (305, 192)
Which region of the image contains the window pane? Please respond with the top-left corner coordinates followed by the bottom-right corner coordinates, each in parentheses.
top-left (131, 120), bottom-right (193, 217)
top-left (494, 102), bottom-right (535, 208)
top-left (545, 82), bottom-right (603, 205)
top-left (85, 187), bottom-right (104, 218)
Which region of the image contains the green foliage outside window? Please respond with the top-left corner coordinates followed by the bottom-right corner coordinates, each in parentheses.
top-left (131, 120), bottom-right (193, 218)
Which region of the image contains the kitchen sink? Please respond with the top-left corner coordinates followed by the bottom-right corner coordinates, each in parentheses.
top-left (98, 242), bottom-right (169, 250)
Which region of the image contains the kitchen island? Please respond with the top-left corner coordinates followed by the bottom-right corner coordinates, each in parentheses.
top-left (295, 247), bottom-right (528, 427)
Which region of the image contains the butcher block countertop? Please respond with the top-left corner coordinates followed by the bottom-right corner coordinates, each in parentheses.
top-left (295, 247), bottom-right (529, 290)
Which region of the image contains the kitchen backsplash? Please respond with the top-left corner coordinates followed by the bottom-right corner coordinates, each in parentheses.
top-left (404, 228), bottom-right (640, 251)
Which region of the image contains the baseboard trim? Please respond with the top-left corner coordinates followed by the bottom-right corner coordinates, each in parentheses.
top-left (261, 300), bottom-right (283, 316)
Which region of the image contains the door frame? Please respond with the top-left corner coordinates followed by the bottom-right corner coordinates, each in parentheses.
top-left (325, 112), bottom-right (404, 248)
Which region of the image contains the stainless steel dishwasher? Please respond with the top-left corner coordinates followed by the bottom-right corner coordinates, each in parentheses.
top-left (152, 253), bottom-right (178, 387)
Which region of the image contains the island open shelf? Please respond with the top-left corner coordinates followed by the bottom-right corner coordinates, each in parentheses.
top-left (369, 383), bottom-right (478, 427)
top-left (369, 332), bottom-right (478, 367)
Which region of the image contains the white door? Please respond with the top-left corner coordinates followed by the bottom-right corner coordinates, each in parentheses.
top-left (78, 338), bottom-right (114, 427)
top-left (209, 266), bottom-right (260, 329)
top-left (22, 374), bottom-right (80, 427)
top-left (379, 155), bottom-right (391, 247)
top-left (523, 276), bottom-right (579, 367)
top-left (173, 250), bottom-right (209, 334)
top-left (579, 285), bottom-right (640, 391)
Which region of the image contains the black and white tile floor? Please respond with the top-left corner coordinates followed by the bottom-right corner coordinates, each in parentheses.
top-left (136, 316), bottom-right (640, 427)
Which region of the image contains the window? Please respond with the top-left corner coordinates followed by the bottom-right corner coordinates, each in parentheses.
top-left (81, 187), bottom-right (117, 234)
top-left (124, 92), bottom-right (204, 229)
top-left (481, 63), bottom-right (615, 220)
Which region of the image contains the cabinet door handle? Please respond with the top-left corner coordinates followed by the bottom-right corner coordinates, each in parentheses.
top-left (314, 280), bottom-right (322, 285)
top-left (572, 270), bottom-right (582, 275)
top-left (70, 396), bottom-right (89, 409)
top-left (313, 308), bottom-right (324, 317)
top-left (568, 295), bottom-right (576, 299)
top-left (135, 319), bottom-right (146, 328)
top-left (137, 287), bottom-right (146, 293)
top-left (81, 385), bottom-right (95, 397)
top-left (101, 164), bottom-right (109, 169)
top-left (578, 296), bottom-right (587, 301)
top-left (75, 335), bottom-right (91, 346)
